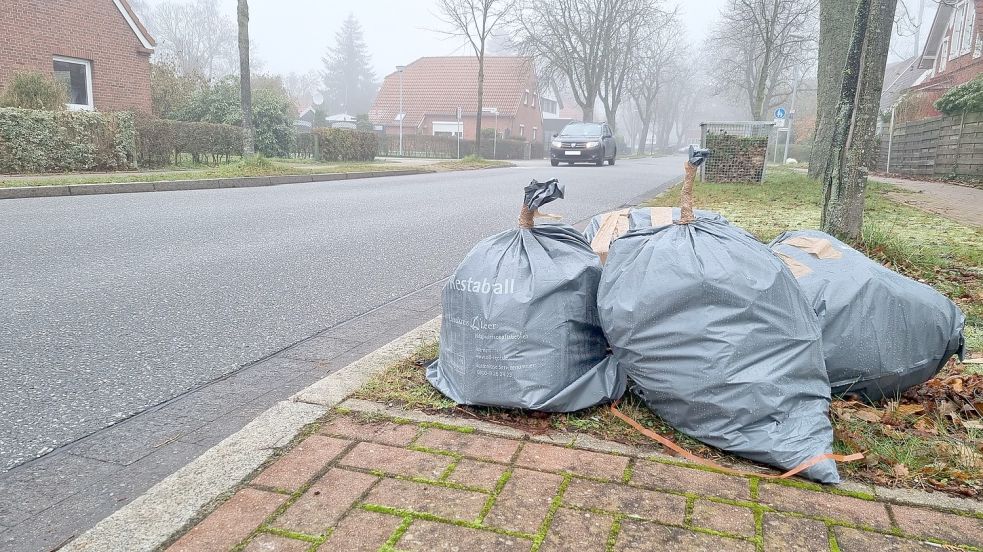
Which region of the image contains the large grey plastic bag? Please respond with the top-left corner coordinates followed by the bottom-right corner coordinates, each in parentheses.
top-left (598, 218), bottom-right (839, 483)
top-left (427, 179), bottom-right (625, 412)
top-left (771, 230), bottom-right (965, 402)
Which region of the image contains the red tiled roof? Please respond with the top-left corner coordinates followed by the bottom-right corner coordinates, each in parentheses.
top-left (369, 56), bottom-right (537, 128)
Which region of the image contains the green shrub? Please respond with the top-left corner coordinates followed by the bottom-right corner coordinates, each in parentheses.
top-left (133, 115), bottom-right (242, 167)
top-left (935, 74), bottom-right (983, 115)
top-left (0, 108), bottom-right (135, 173)
top-left (314, 128), bottom-right (377, 161)
top-left (176, 76), bottom-right (294, 158)
top-left (0, 72), bottom-right (68, 111)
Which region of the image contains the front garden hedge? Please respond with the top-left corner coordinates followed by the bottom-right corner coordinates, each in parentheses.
top-left (0, 108), bottom-right (136, 173)
top-left (314, 128), bottom-right (377, 162)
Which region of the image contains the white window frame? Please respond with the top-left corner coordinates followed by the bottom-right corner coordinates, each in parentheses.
top-left (962, 2), bottom-right (976, 55)
top-left (432, 121), bottom-right (463, 137)
top-left (939, 37), bottom-right (950, 72)
top-left (519, 124), bottom-right (525, 137)
top-left (532, 127), bottom-right (538, 141)
top-left (53, 56), bottom-right (94, 111)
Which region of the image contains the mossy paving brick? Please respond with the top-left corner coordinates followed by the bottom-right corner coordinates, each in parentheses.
top-left (833, 526), bottom-right (938, 551)
top-left (630, 459), bottom-right (751, 501)
top-left (891, 504), bottom-right (983, 548)
top-left (250, 435), bottom-right (351, 491)
top-left (562, 479), bottom-right (687, 525)
top-left (757, 483), bottom-right (891, 530)
top-left (416, 427), bottom-right (520, 463)
top-left (338, 441), bottom-right (453, 480)
top-left (539, 508), bottom-right (614, 552)
top-left (242, 533), bottom-right (310, 552)
top-left (363, 478), bottom-right (488, 521)
top-left (484, 468), bottom-right (564, 533)
top-left (272, 468), bottom-right (377, 535)
top-left (322, 510), bottom-right (404, 552)
top-left (395, 519), bottom-right (531, 551)
top-left (446, 459), bottom-right (508, 491)
top-left (167, 488), bottom-right (288, 552)
top-left (516, 442), bottom-right (629, 480)
top-left (762, 512), bottom-right (829, 551)
top-left (319, 416), bottom-right (419, 447)
top-left (690, 500), bottom-right (755, 537)
top-left (614, 518), bottom-right (755, 552)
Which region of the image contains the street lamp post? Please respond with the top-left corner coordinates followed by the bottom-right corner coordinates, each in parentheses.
top-left (396, 65), bottom-right (406, 157)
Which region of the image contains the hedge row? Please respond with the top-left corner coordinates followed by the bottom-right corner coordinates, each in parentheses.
top-left (376, 133), bottom-right (537, 160)
top-left (134, 116), bottom-right (242, 168)
top-left (314, 128), bottom-right (377, 162)
top-left (0, 108), bottom-right (136, 173)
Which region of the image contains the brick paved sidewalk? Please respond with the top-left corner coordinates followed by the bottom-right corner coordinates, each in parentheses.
top-left (165, 410), bottom-right (983, 552)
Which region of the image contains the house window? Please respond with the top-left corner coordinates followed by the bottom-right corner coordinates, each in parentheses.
top-left (532, 127), bottom-right (538, 141)
top-left (519, 124), bottom-right (525, 138)
top-left (522, 91), bottom-right (528, 105)
top-left (962, 2), bottom-right (976, 55)
top-left (532, 94), bottom-right (537, 108)
top-left (432, 121), bottom-right (463, 137)
top-left (53, 56), bottom-right (93, 110)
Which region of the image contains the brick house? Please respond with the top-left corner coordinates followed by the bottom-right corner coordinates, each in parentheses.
top-left (369, 57), bottom-right (543, 143)
top-left (901, 0), bottom-right (981, 120)
top-left (0, 0), bottom-right (156, 113)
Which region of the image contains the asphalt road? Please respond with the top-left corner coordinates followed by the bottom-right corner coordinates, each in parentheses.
top-left (0, 155), bottom-right (684, 473)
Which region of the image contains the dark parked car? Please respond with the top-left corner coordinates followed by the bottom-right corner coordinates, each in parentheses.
top-left (549, 122), bottom-right (617, 166)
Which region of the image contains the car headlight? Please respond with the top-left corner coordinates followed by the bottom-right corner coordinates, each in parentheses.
top-left (586, 141), bottom-right (600, 148)
top-left (551, 140), bottom-right (562, 148)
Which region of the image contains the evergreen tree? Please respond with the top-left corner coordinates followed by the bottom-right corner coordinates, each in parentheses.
top-left (321, 15), bottom-right (377, 115)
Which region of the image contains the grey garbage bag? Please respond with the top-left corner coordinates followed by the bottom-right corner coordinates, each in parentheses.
top-left (770, 230), bottom-right (965, 402)
top-left (598, 218), bottom-right (839, 483)
top-left (427, 179), bottom-right (626, 412)
top-left (584, 207), bottom-right (727, 262)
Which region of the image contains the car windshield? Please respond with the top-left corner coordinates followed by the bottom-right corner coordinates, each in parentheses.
top-left (560, 123), bottom-right (602, 137)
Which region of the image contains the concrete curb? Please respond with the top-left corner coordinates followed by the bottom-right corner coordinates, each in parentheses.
top-left (0, 169), bottom-right (431, 200)
top-left (63, 316), bottom-right (441, 552)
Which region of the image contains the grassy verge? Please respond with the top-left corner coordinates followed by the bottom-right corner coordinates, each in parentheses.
top-left (0, 157), bottom-right (411, 188)
top-left (355, 167), bottom-right (983, 495)
top-left (430, 156), bottom-right (513, 172)
top-left (0, 155), bottom-right (516, 189)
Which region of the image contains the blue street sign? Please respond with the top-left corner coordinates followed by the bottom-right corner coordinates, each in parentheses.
top-left (775, 107), bottom-right (787, 119)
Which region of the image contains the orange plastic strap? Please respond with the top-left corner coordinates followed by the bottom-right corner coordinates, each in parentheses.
top-left (609, 402), bottom-right (863, 480)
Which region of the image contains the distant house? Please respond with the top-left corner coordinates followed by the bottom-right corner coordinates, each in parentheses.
top-left (0, 0), bottom-right (156, 113)
top-left (369, 56), bottom-right (543, 142)
top-left (902, 0), bottom-right (981, 119)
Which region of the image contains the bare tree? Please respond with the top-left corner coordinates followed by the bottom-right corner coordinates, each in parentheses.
top-left (597, 0), bottom-right (661, 133)
top-left (628, 9), bottom-right (683, 153)
top-left (148, 0), bottom-right (238, 80)
top-left (821, 0), bottom-right (898, 239)
top-left (709, 0), bottom-right (819, 120)
top-left (435, 0), bottom-right (515, 155)
top-left (237, 0), bottom-right (254, 156)
top-left (511, 0), bottom-right (611, 122)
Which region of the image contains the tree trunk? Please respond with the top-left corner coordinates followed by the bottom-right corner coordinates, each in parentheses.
top-left (811, 0), bottom-right (858, 178)
top-left (237, 0), bottom-right (254, 157)
top-left (821, 0), bottom-right (897, 241)
top-left (581, 103), bottom-right (594, 123)
top-left (636, 119), bottom-right (651, 155)
top-left (475, 44), bottom-right (485, 157)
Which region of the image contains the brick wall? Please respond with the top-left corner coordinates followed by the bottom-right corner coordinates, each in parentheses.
top-left (0, 0), bottom-right (153, 113)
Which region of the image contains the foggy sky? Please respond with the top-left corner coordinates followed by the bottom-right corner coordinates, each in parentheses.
top-left (139, 0), bottom-right (932, 80)
top-left (139, 0), bottom-right (731, 79)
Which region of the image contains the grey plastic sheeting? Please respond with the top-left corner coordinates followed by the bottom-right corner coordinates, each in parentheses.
top-left (771, 230), bottom-right (965, 402)
top-left (428, 180), bottom-right (625, 412)
top-left (583, 208), bottom-right (726, 243)
top-left (598, 219), bottom-right (839, 483)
